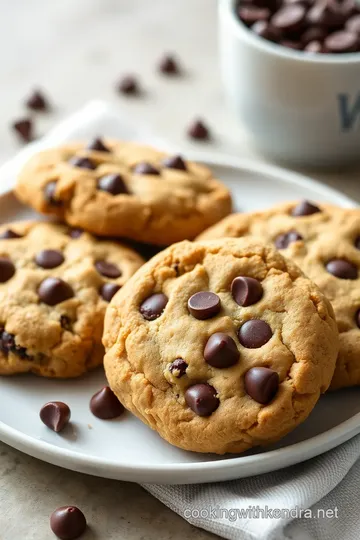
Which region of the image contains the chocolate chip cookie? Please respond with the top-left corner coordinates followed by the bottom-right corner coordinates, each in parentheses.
top-left (15, 139), bottom-right (232, 245)
top-left (103, 238), bottom-right (338, 454)
top-left (198, 200), bottom-right (360, 390)
top-left (0, 221), bottom-right (143, 378)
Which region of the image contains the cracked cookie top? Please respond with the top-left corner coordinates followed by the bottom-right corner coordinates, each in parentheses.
top-left (103, 238), bottom-right (338, 454)
top-left (198, 201), bottom-right (360, 390)
top-left (0, 221), bottom-right (144, 378)
top-left (15, 138), bottom-right (232, 245)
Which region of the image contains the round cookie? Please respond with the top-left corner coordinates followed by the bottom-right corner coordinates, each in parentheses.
top-left (198, 200), bottom-right (360, 390)
top-left (103, 238), bottom-right (338, 454)
top-left (0, 221), bottom-right (144, 378)
top-left (15, 139), bottom-right (232, 245)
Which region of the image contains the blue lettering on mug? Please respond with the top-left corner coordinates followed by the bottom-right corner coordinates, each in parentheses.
top-left (338, 93), bottom-right (360, 131)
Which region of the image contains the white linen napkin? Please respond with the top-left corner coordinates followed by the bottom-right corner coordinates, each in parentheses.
top-left (2, 100), bottom-right (360, 540)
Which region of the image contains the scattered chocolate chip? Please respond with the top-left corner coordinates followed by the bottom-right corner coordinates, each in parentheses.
top-left (134, 162), bottom-right (160, 175)
top-left (281, 39), bottom-right (304, 49)
top-left (12, 118), bottom-right (33, 142)
top-left (162, 155), bottom-right (187, 170)
top-left (291, 200), bottom-right (320, 216)
top-left (40, 401), bottom-right (70, 432)
top-left (0, 257), bottom-right (15, 283)
top-left (274, 230), bottom-right (303, 249)
top-left (306, 1), bottom-right (344, 29)
top-left (188, 292), bottom-right (221, 320)
top-left (38, 277), bottom-right (74, 306)
top-left (0, 229), bottom-right (22, 239)
top-left (98, 174), bottom-right (129, 195)
top-left (90, 386), bottom-right (124, 419)
top-left (69, 228), bottom-right (83, 239)
top-left (252, 20), bottom-right (282, 40)
top-left (305, 39), bottom-right (325, 52)
top-left (324, 30), bottom-right (358, 52)
top-left (185, 383), bottom-right (219, 416)
top-left (60, 315), bottom-right (72, 331)
top-left (35, 249), bottom-right (64, 269)
top-left (238, 320), bottom-right (272, 348)
top-left (187, 119), bottom-right (210, 140)
top-left (244, 367), bottom-right (279, 404)
top-left (50, 506), bottom-right (87, 540)
top-left (140, 293), bottom-right (168, 321)
top-left (272, 4), bottom-right (306, 31)
top-left (86, 137), bottom-right (110, 152)
top-left (26, 89), bottom-right (48, 111)
top-left (346, 14), bottom-right (360, 34)
top-left (0, 330), bottom-right (29, 359)
top-left (68, 156), bottom-right (96, 170)
top-left (169, 358), bottom-right (188, 377)
top-left (99, 283), bottom-right (121, 302)
top-left (44, 181), bottom-right (63, 206)
top-left (117, 75), bottom-right (139, 95)
top-left (326, 259), bottom-right (358, 279)
top-left (301, 26), bottom-right (327, 45)
top-left (231, 276), bottom-right (263, 307)
top-left (204, 333), bottom-right (239, 368)
top-left (238, 6), bottom-right (271, 26)
top-left (95, 260), bottom-right (122, 278)
top-left (159, 54), bottom-right (180, 74)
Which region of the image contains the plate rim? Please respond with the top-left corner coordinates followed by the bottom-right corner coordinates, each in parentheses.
top-left (0, 154), bottom-right (359, 484)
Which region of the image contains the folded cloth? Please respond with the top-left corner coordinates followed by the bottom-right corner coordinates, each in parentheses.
top-left (3, 100), bottom-right (360, 540)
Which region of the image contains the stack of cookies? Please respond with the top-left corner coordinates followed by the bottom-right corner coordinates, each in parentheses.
top-left (4, 138), bottom-right (353, 455)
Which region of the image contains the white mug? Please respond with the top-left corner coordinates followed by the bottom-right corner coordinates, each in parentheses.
top-left (219, 0), bottom-right (360, 168)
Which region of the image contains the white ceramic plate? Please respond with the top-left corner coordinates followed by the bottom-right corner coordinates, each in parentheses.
top-left (0, 155), bottom-right (359, 485)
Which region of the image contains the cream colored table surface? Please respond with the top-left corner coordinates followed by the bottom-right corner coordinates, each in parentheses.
top-left (1, 1), bottom-right (359, 539)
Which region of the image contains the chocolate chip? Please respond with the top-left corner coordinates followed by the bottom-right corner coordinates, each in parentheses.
top-left (162, 155), bottom-right (187, 171)
top-left (274, 230), bottom-right (303, 249)
top-left (50, 506), bottom-right (87, 540)
top-left (68, 156), bottom-right (96, 169)
top-left (35, 249), bottom-right (64, 269)
top-left (187, 119), bottom-right (210, 140)
top-left (346, 14), bottom-right (360, 34)
top-left (26, 90), bottom-right (48, 111)
top-left (38, 277), bottom-right (74, 306)
top-left (44, 181), bottom-right (63, 206)
top-left (60, 315), bottom-right (72, 331)
top-left (140, 293), bottom-right (168, 320)
top-left (272, 4), bottom-right (306, 32)
top-left (98, 174), bottom-right (129, 195)
top-left (326, 259), bottom-right (358, 279)
top-left (117, 75), bottom-right (139, 95)
top-left (252, 20), bottom-right (282, 40)
top-left (95, 260), bottom-right (122, 278)
top-left (100, 283), bottom-right (121, 302)
top-left (238, 320), bottom-right (272, 348)
top-left (40, 401), bottom-right (71, 432)
top-left (185, 383), bottom-right (219, 416)
top-left (12, 118), bottom-right (33, 142)
top-left (188, 292), bottom-right (221, 320)
top-left (90, 386), bottom-right (124, 419)
top-left (204, 333), bottom-right (240, 368)
top-left (238, 6), bottom-right (271, 26)
top-left (169, 358), bottom-right (188, 377)
top-left (134, 162), bottom-right (160, 175)
top-left (0, 330), bottom-right (29, 359)
top-left (69, 228), bottom-right (83, 239)
top-left (86, 137), bottom-right (110, 152)
top-left (159, 54), bottom-right (180, 74)
top-left (231, 276), bottom-right (263, 307)
top-left (301, 26), bottom-right (327, 44)
top-left (244, 367), bottom-right (279, 404)
top-left (324, 30), bottom-right (358, 52)
top-left (307, 1), bottom-right (344, 28)
top-left (291, 200), bottom-right (320, 216)
top-left (0, 229), bottom-right (22, 239)
top-left (0, 257), bottom-right (15, 283)
top-left (281, 40), bottom-right (303, 49)
top-left (305, 39), bottom-right (325, 52)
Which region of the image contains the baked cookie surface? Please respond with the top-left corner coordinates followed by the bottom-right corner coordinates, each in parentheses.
top-left (0, 221), bottom-right (143, 378)
top-left (103, 238), bottom-right (338, 454)
top-left (15, 139), bottom-right (232, 245)
top-left (198, 200), bottom-right (360, 390)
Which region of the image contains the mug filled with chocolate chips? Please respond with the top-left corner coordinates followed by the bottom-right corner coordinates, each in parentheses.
top-left (219, 0), bottom-right (360, 167)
